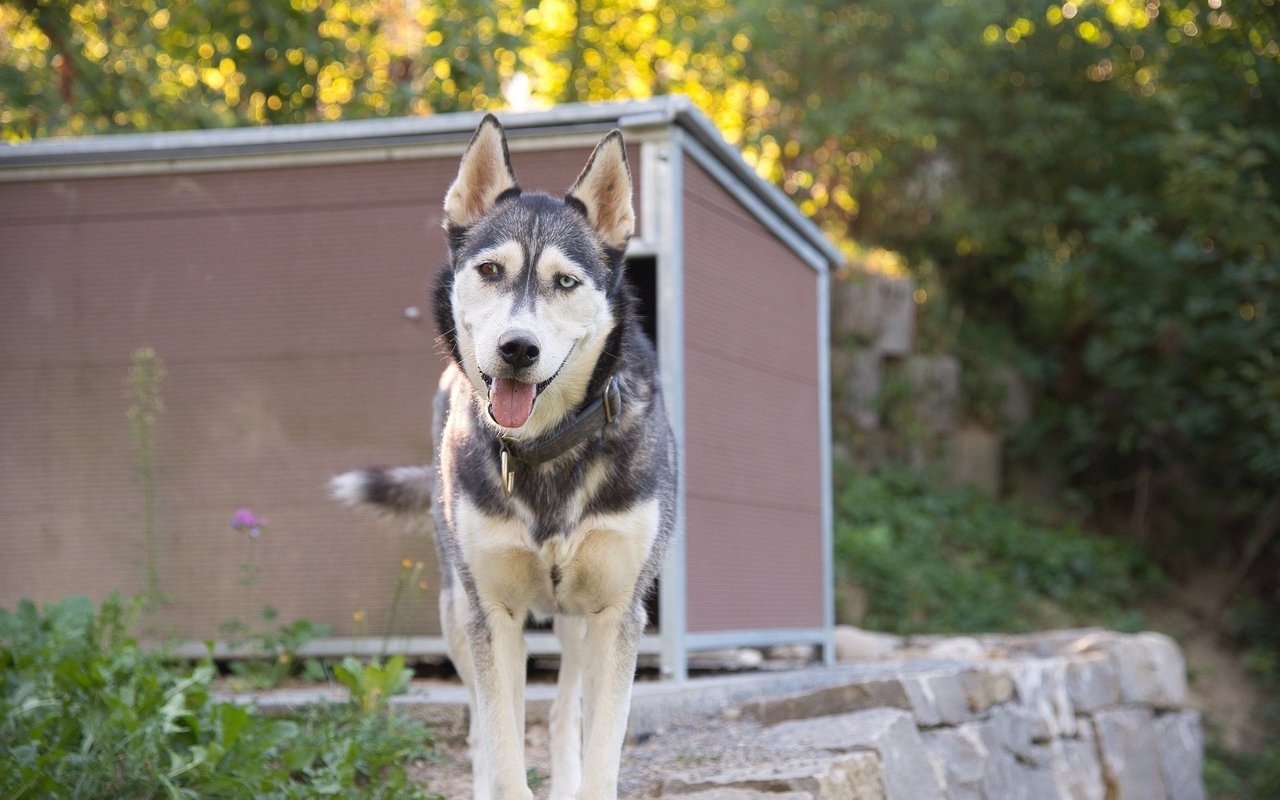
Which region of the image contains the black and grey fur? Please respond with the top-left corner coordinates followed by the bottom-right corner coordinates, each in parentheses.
top-left (332, 116), bottom-right (676, 800)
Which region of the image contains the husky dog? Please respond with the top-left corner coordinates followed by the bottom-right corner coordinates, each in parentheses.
top-left (332, 115), bottom-right (676, 800)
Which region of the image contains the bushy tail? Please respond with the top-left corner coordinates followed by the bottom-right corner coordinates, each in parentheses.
top-left (329, 466), bottom-right (433, 515)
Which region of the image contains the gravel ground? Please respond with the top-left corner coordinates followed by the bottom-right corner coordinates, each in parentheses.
top-left (408, 712), bottom-right (810, 799)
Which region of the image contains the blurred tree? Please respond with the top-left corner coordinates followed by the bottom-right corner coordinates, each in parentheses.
top-left (716, 0), bottom-right (1279, 557)
top-left (0, 0), bottom-right (753, 138)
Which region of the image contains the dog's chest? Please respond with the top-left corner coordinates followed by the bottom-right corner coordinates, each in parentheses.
top-left (455, 496), bottom-right (659, 617)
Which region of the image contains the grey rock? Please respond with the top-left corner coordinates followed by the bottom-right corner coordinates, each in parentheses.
top-left (660, 788), bottom-right (808, 793)
top-left (663, 753), bottom-right (884, 800)
top-left (924, 636), bottom-right (986, 661)
top-left (986, 704), bottom-right (1036, 760)
top-left (764, 709), bottom-right (945, 800)
top-left (944, 426), bottom-right (1003, 497)
top-left (1155, 711), bottom-right (1206, 800)
top-left (664, 790), bottom-right (813, 800)
top-left (877, 277), bottom-right (915, 356)
top-left (689, 648), bottom-right (765, 671)
top-left (834, 626), bottom-right (903, 663)
top-left (1064, 652), bottom-right (1119, 714)
top-left (904, 355), bottom-right (961, 434)
top-left (900, 668), bottom-right (973, 727)
top-left (922, 725), bottom-right (989, 800)
top-left (1092, 709), bottom-right (1166, 800)
top-left (1048, 727), bottom-right (1106, 800)
top-left (832, 273), bottom-right (887, 342)
top-left (961, 666), bottom-right (1016, 714)
top-left (767, 644), bottom-right (820, 663)
top-left (832, 272), bottom-right (914, 356)
top-left (1006, 658), bottom-right (1077, 739)
top-left (846, 348), bottom-right (884, 431)
top-left (742, 678), bottom-right (911, 727)
top-left (1085, 632), bottom-right (1188, 709)
top-left (1008, 749), bottom-right (1062, 800)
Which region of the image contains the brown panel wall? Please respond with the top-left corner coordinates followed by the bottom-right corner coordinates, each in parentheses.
top-left (682, 156), bottom-right (825, 633)
top-left (0, 140), bottom-right (639, 640)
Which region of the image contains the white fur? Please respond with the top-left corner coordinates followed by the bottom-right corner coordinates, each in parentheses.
top-left (452, 497), bottom-right (659, 799)
top-left (452, 242), bottom-right (613, 441)
top-left (444, 119), bottom-right (516, 230)
top-left (328, 471), bottom-right (367, 506)
top-left (567, 133), bottom-right (634, 250)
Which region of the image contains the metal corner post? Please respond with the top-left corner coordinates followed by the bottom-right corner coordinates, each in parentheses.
top-left (818, 264), bottom-right (837, 666)
top-left (647, 130), bottom-right (689, 683)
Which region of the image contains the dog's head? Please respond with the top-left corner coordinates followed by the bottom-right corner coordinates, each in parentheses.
top-left (434, 115), bottom-right (634, 439)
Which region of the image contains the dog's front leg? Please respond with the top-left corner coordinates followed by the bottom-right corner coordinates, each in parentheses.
top-left (577, 601), bottom-right (644, 799)
top-left (548, 615), bottom-right (585, 800)
top-left (467, 601), bottom-right (531, 800)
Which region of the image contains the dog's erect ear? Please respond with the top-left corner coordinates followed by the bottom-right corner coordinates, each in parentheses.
top-left (443, 114), bottom-right (518, 230)
top-left (566, 130), bottom-right (634, 251)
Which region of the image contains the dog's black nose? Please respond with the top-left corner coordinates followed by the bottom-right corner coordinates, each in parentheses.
top-left (498, 331), bottom-right (540, 370)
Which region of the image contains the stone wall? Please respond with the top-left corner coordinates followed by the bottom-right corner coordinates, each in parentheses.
top-left (658, 629), bottom-right (1205, 800)
top-left (830, 271), bottom-right (1015, 496)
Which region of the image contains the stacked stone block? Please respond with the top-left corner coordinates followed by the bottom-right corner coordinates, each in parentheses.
top-left (831, 270), bottom-right (1009, 496)
top-left (660, 630), bottom-right (1205, 800)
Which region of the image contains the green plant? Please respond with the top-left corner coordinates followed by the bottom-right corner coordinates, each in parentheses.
top-left (383, 558), bottom-right (426, 658)
top-left (333, 655), bottom-right (414, 718)
top-left (526, 767), bottom-right (549, 792)
top-left (833, 460), bottom-right (1161, 634)
top-left (222, 611), bottom-right (333, 691)
top-left (216, 509), bottom-right (333, 689)
top-left (127, 347), bottom-right (165, 617)
top-left (0, 595), bottom-right (438, 799)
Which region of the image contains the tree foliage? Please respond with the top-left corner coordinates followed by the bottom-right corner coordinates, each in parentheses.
top-left (0, 0), bottom-right (752, 137)
top-left (721, 0), bottom-right (1280, 547)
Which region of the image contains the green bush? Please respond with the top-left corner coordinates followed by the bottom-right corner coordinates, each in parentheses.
top-left (834, 462), bottom-right (1161, 635)
top-left (0, 595), bottom-right (440, 800)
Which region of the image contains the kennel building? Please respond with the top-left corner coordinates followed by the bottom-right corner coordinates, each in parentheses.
top-left (0, 96), bottom-right (841, 678)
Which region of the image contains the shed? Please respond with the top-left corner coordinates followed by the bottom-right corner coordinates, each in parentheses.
top-left (0, 96), bottom-right (840, 678)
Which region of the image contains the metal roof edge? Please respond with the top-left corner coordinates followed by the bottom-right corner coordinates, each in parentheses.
top-left (1, 94), bottom-right (841, 267)
top-left (0, 98), bottom-right (670, 167)
top-left (665, 97), bottom-right (844, 268)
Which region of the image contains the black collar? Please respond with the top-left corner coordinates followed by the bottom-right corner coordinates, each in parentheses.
top-left (498, 377), bottom-right (622, 496)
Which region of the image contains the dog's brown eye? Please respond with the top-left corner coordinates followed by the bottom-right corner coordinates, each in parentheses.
top-left (477, 261), bottom-right (500, 277)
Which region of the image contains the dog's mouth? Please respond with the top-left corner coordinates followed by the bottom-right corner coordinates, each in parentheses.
top-left (480, 369), bottom-right (561, 429)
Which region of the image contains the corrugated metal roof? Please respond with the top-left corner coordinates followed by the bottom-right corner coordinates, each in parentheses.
top-left (0, 95), bottom-right (843, 266)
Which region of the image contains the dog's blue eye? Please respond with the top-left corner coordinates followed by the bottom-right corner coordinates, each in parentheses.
top-left (557, 275), bottom-right (579, 290)
top-left (477, 261), bottom-right (500, 277)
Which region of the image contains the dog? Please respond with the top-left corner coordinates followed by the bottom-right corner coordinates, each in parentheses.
top-left (332, 115), bottom-right (677, 800)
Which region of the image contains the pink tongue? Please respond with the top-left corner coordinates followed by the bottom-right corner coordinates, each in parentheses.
top-left (490, 378), bottom-right (537, 428)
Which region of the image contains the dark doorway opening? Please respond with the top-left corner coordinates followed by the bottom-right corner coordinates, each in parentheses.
top-left (626, 256), bottom-right (658, 349)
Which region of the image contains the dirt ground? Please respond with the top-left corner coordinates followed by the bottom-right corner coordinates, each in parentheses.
top-left (1141, 570), bottom-right (1268, 754)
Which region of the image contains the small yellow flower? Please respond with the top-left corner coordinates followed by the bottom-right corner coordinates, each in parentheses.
top-left (352, 610), bottom-right (365, 623)
top-left (418, 580), bottom-right (429, 591)
top-left (277, 653), bottom-right (290, 664)
top-left (414, 561), bottom-right (425, 571)
top-left (401, 558), bottom-right (413, 569)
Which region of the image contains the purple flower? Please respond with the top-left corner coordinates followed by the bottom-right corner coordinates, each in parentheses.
top-left (230, 507), bottom-right (266, 538)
